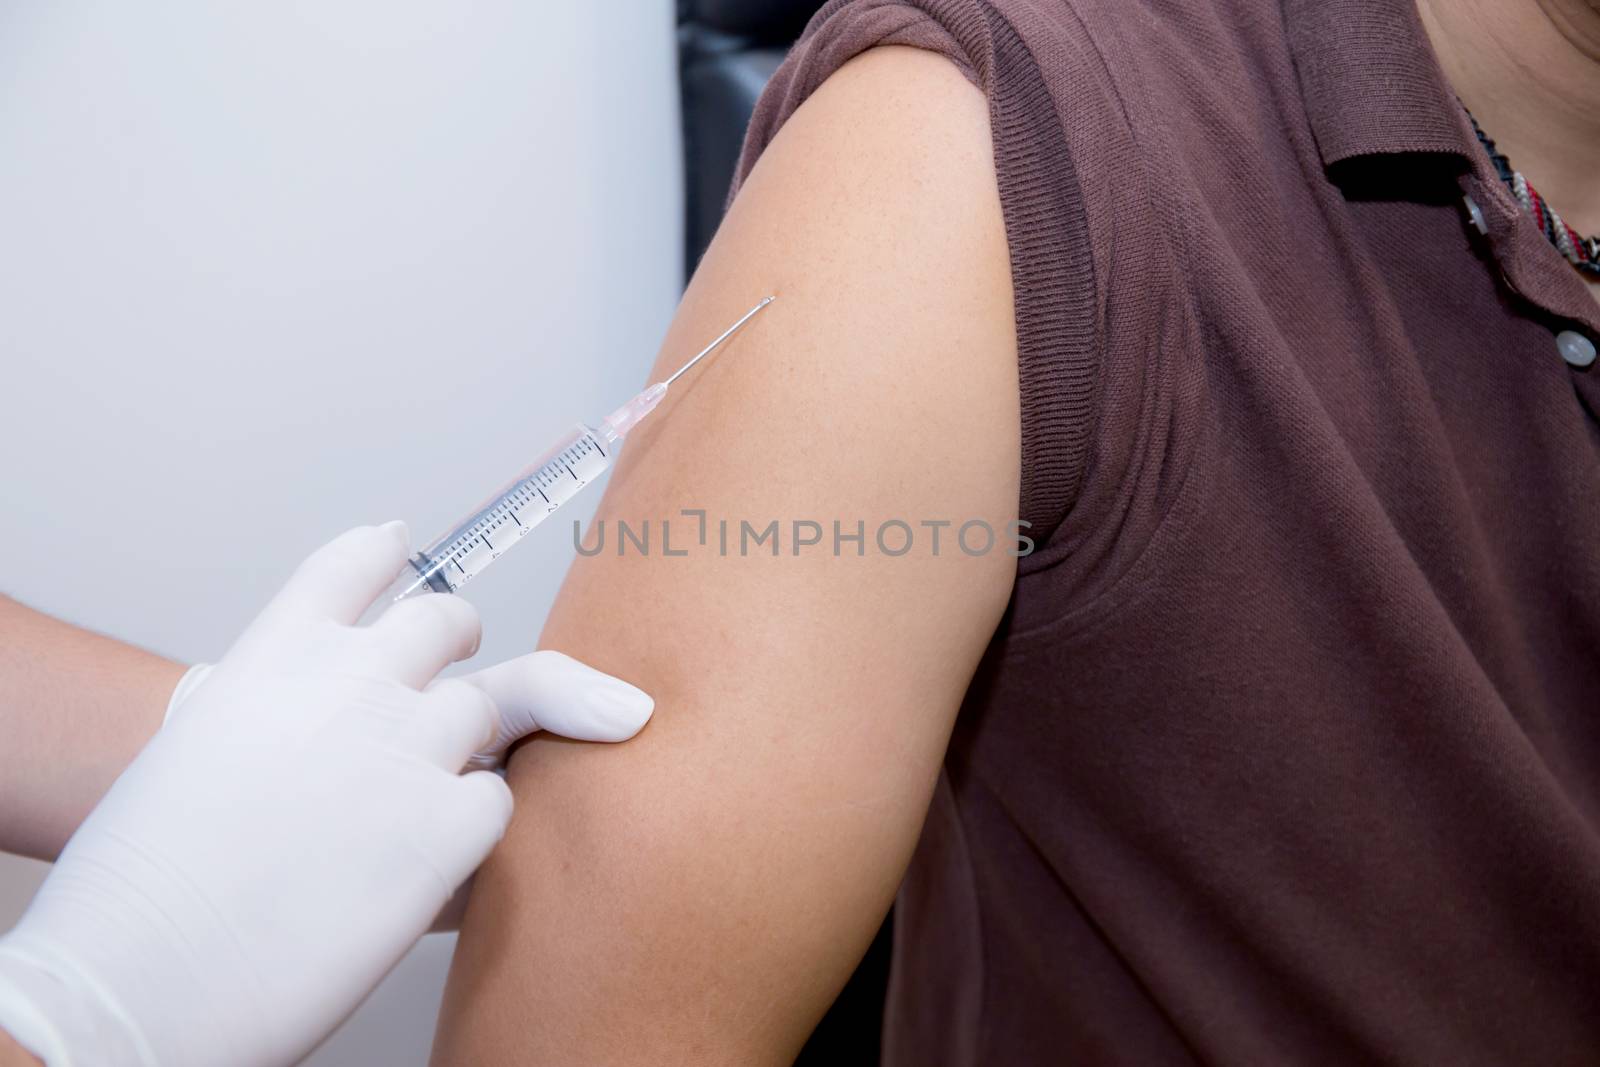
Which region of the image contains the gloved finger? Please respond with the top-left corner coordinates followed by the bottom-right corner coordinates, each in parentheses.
top-left (459, 649), bottom-right (655, 769)
top-left (364, 593), bottom-right (482, 689)
top-left (407, 680), bottom-right (498, 772)
top-left (266, 523), bottom-right (411, 626)
top-left (417, 771), bottom-right (515, 891)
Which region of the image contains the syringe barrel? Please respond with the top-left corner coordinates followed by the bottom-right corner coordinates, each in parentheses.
top-left (375, 556), bottom-right (449, 609)
top-left (365, 423), bottom-right (617, 620)
top-left (359, 297), bottom-right (771, 624)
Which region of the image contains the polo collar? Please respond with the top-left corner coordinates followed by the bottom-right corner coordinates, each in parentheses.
top-left (1284, 0), bottom-right (1479, 168)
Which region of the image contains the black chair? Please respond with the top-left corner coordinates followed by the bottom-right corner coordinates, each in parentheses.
top-left (678, 0), bottom-right (821, 281)
top-left (676, 3), bottom-right (896, 1062)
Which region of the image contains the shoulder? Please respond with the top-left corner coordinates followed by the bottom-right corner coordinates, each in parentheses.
top-left (740, 39), bottom-right (995, 202)
top-left (722, 39), bottom-right (1013, 367)
top-left (740, 2), bottom-right (1126, 537)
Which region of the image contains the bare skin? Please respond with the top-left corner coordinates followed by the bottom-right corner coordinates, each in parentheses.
top-left (0, 596), bottom-right (182, 860)
top-left (1417, 0), bottom-right (1600, 302)
top-left (0, 1031), bottom-right (40, 1067)
top-left (432, 46), bottom-right (1018, 1066)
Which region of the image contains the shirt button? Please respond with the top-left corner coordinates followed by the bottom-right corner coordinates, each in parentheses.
top-left (1557, 330), bottom-right (1597, 369)
top-left (1462, 194), bottom-right (1488, 235)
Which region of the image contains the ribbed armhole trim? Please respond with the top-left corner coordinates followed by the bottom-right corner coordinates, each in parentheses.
top-left (728, 0), bottom-right (1101, 541)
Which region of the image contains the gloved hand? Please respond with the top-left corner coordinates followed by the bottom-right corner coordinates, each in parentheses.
top-left (167, 649), bottom-right (652, 771)
top-left (0, 523), bottom-right (652, 1067)
top-left (459, 649), bottom-right (656, 769)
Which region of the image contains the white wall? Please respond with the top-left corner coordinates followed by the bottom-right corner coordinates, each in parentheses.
top-left (0, 2), bottom-right (681, 1062)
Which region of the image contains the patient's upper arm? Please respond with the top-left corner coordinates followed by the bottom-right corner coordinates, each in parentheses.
top-left (433, 46), bottom-right (1018, 1066)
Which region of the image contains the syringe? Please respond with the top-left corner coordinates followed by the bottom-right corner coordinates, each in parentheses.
top-left (377, 296), bottom-right (774, 608)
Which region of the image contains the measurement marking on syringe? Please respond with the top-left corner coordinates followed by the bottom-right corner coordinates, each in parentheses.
top-left (383, 299), bottom-right (772, 606)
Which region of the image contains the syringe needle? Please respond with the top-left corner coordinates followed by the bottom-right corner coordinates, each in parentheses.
top-left (598, 295), bottom-right (777, 443)
top-left (378, 294), bottom-right (780, 613)
top-left (661, 295), bottom-right (776, 387)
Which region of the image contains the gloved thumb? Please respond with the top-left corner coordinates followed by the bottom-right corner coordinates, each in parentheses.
top-left (456, 649), bottom-right (654, 770)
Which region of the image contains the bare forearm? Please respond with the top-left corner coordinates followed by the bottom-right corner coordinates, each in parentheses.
top-left (0, 1029), bottom-right (40, 1067)
top-left (0, 596), bottom-right (183, 860)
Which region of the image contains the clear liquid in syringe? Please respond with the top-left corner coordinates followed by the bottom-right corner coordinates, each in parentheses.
top-left (376, 294), bottom-right (775, 612)
top-left (394, 425), bottom-right (614, 600)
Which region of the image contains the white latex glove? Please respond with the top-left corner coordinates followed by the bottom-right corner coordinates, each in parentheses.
top-left (458, 649), bottom-right (657, 769)
top-left (0, 523), bottom-right (653, 1067)
top-left (168, 651), bottom-right (652, 772)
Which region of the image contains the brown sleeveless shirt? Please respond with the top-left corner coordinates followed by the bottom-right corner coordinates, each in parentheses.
top-left (732, 0), bottom-right (1600, 1062)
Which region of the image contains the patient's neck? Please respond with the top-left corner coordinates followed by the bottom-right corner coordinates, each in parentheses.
top-left (1416, 0), bottom-right (1600, 238)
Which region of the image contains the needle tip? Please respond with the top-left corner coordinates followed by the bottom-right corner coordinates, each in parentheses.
top-left (658, 295), bottom-right (777, 388)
